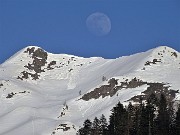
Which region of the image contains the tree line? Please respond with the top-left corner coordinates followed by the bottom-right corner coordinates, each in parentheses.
top-left (77, 93), bottom-right (180, 135)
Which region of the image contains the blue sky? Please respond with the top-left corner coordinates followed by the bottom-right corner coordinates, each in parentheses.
top-left (0, 0), bottom-right (179, 64)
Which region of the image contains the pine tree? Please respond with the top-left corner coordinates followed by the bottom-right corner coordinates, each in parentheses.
top-left (146, 93), bottom-right (156, 135)
top-left (136, 96), bottom-right (144, 135)
top-left (78, 119), bottom-right (92, 135)
top-left (114, 102), bottom-right (128, 135)
top-left (138, 103), bottom-right (149, 135)
top-left (99, 114), bottom-right (108, 135)
top-left (108, 102), bottom-right (128, 135)
top-left (108, 108), bottom-right (115, 135)
top-left (174, 105), bottom-right (180, 135)
top-left (92, 117), bottom-right (101, 135)
top-left (147, 93), bottom-right (158, 106)
top-left (131, 106), bottom-right (139, 135)
top-left (127, 102), bottom-right (135, 135)
top-left (168, 102), bottom-right (176, 135)
top-left (156, 94), bottom-right (170, 135)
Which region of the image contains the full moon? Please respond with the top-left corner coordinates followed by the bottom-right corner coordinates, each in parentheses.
top-left (86, 12), bottom-right (111, 36)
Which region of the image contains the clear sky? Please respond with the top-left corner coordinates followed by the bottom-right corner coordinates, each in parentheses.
top-left (0, 0), bottom-right (179, 64)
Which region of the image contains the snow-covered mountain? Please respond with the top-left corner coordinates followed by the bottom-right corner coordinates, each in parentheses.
top-left (0, 46), bottom-right (179, 135)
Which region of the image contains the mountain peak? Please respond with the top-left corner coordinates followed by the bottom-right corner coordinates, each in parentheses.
top-left (153, 46), bottom-right (178, 54)
top-left (23, 45), bottom-right (42, 50)
top-left (144, 46), bottom-right (179, 66)
top-left (0, 45), bottom-right (180, 135)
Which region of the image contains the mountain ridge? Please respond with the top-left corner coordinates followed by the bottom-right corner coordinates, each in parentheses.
top-left (3, 45), bottom-right (179, 65)
top-left (0, 45), bottom-right (179, 135)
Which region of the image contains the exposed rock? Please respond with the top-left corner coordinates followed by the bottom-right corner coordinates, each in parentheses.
top-left (32, 48), bottom-right (48, 59)
top-left (30, 73), bottom-right (40, 80)
top-left (145, 59), bottom-right (161, 66)
top-left (32, 57), bottom-right (46, 73)
top-left (81, 77), bottom-right (178, 103)
top-left (81, 78), bottom-right (118, 101)
top-left (51, 123), bottom-right (72, 135)
top-left (24, 63), bottom-right (34, 70)
top-left (24, 47), bottom-right (35, 54)
top-left (6, 91), bottom-right (30, 99)
top-left (19, 47), bottom-right (48, 80)
top-left (21, 71), bottom-right (29, 79)
top-left (17, 71), bottom-right (40, 80)
top-left (81, 78), bottom-right (147, 101)
top-left (119, 77), bottom-right (146, 89)
top-left (68, 68), bottom-right (73, 72)
top-left (6, 92), bottom-right (15, 98)
top-left (47, 61), bottom-right (56, 70)
top-left (0, 83), bottom-right (3, 87)
top-left (171, 52), bottom-right (178, 58)
top-left (128, 82), bottom-right (178, 103)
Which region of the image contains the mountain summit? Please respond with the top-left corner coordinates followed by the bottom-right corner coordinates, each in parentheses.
top-left (0, 46), bottom-right (179, 135)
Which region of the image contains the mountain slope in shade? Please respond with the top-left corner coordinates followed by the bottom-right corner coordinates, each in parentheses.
top-left (0, 46), bottom-right (179, 135)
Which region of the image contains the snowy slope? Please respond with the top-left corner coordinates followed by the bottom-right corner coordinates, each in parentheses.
top-left (0, 46), bottom-right (179, 135)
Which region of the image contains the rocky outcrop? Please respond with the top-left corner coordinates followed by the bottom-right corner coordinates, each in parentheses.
top-left (6, 91), bottom-right (30, 99)
top-left (81, 77), bottom-right (146, 101)
top-left (51, 123), bottom-right (73, 135)
top-left (145, 59), bottom-right (161, 66)
top-left (129, 82), bottom-right (179, 103)
top-left (24, 47), bottom-right (48, 73)
top-left (81, 78), bottom-right (118, 101)
top-left (47, 61), bottom-right (56, 70)
top-left (18, 47), bottom-right (48, 80)
top-left (81, 77), bottom-right (178, 103)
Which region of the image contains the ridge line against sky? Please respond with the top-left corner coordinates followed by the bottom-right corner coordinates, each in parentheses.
top-left (0, 0), bottom-right (179, 64)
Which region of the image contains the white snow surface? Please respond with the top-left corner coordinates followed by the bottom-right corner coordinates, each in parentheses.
top-left (0, 46), bottom-right (179, 135)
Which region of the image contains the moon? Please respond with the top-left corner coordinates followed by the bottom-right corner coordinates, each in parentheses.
top-left (86, 12), bottom-right (111, 36)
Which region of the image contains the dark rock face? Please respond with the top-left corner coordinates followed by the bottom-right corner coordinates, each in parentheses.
top-left (81, 78), bottom-right (118, 101)
top-left (6, 91), bottom-right (30, 98)
top-left (6, 92), bottom-right (15, 98)
top-left (26, 48), bottom-right (48, 73)
top-left (118, 77), bottom-right (146, 89)
top-left (47, 61), bottom-right (56, 70)
top-left (0, 83), bottom-right (3, 87)
top-left (51, 123), bottom-right (71, 134)
top-left (24, 47), bottom-right (35, 54)
top-left (129, 83), bottom-right (179, 103)
top-left (32, 48), bottom-right (48, 60)
top-left (145, 59), bottom-right (161, 66)
top-left (17, 47), bottom-right (80, 80)
top-left (81, 78), bottom-right (146, 101)
top-left (18, 71), bottom-right (39, 80)
top-left (18, 47), bottom-right (48, 80)
top-left (171, 52), bottom-right (178, 58)
top-left (81, 77), bottom-right (178, 103)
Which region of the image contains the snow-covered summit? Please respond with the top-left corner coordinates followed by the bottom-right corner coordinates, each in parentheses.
top-left (0, 45), bottom-right (179, 135)
top-left (148, 46), bottom-right (179, 63)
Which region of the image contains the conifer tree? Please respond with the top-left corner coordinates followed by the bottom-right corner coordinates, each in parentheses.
top-left (147, 93), bottom-right (158, 106)
top-left (108, 102), bottom-right (128, 135)
top-left (174, 105), bottom-right (180, 135)
top-left (156, 94), bottom-right (170, 135)
top-left (168, 102), bottom-right (176, 135)
top-left (114, 102), bottom-right (128, 135)
top-left (108, 108), bottom-right (115, 135)
top-left (99, 114), bottom-right (108, 135)
top-left (78, 119), bottom-right (92, 135)
top-left (146, 93), bottom-right (156, 135)
top-left (135, 96), bottom-right (144, 135)
top-left (131, 106), bottom-right (139, 135)
top-left (92, 117), bottom-right (101, 135)
top-left (127, 102), bottom-right (135, 135)
top-left (139, 103), bottom-right (149, 135)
